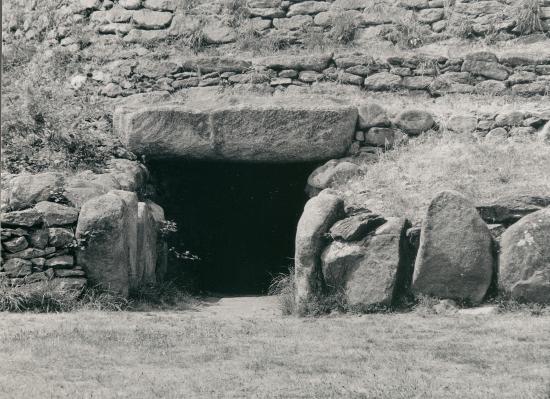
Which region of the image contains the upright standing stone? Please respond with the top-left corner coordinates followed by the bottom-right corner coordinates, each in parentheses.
top-left (76, 193), bottom-right (130, 296)
top-left (295, 190), bottom-right (344, 307)
top-left (412, 191), bottom-right (494, 304)
top-left (499, 208), bottom-right (550, 304)
top-left (137, 202), bottom-right (158, 285)
top-left (110, 190), bottom-right (139, 290)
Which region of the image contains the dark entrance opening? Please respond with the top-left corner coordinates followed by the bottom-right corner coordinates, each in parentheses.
top-left (148, 160), bottom-right (318, 295)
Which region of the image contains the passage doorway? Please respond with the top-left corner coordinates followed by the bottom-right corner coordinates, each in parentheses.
top-left (149, 160), bottom-right (318, 295)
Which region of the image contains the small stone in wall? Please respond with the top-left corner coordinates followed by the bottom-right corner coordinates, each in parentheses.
top-left (447, 115), bottom-right (477, 134)
top-left (273, 15), bottom-right (313, 30)
top-left (475, 80), bottom-right (507, 95)
top-left (364, 128), bottom-right (404, 148)
top-left (476, 194), bottom-right (550, 224)
top-left (306, 159), bottom-right (361, 197)
top-left (417, 8), bottom-right (444, 23)
top-left (2, 259), bottom-right (33, 277)
top-left (119, 0), bottom-right (142, 10)
top-left (287, 1), bottom-right (331, 17)
top-left (1, 209), bottom-right (42, 227)
top-left (132, 9), bottom-right (173, 29)
top-left (357, 103), bottom-right (390, 129)
top-left (394, 109), bottom-right (434, 135)
top-left (3, 236), bottom-right (29, 253)
top-left (48, 228), bottom-right (75, 248)
top-left (29, 229), bottom-right (49, 249)
top-left (8, 172), bottom-right (65, 211)
top-left (298, 70), bottom-right (323, 83)
top-left (364, 72), bottom-right (402, 91)
top-left (34, 201), bottom-right (79, 226)
top-left (203, 22), bottom-right (236, 44)
top-left (461, 52), bottom-right (509, 81)
top-left (143, 0), bottom-right (177, 12)
top-left (494, 111), bottom-right (525, 128)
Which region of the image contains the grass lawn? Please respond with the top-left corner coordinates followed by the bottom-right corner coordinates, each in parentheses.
top-left (336, 134), bottom-right (550, 224)
top-left (1, 301), bottom-right (549, 399)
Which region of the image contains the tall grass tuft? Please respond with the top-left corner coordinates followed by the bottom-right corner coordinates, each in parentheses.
top-left (269, 270), bottom-right (296, 315)
top-left (513, 0), bottom-right (544, 36)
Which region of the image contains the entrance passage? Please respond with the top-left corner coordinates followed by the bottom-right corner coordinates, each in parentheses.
top-left (149, 160), bottom-right (318, 294)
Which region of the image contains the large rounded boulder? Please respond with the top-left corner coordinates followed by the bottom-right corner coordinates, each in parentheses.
top-left (499, 208), bottom-right (550, 304)
top-left (294, 190), bottom-right (344, 306)
top-left (412, 191), bottom-right (494, 304)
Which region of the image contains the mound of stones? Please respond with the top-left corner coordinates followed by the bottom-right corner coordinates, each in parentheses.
top-left (295, 189), bottom-right (550, 308)
top-left (1, 159), bottom-right (167, 297)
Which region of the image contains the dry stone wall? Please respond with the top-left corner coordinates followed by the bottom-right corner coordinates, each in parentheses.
top-left (90, 51), bottom-right (550, 98)
top-left (1, 159), bottom-right (167, 297)
top-left (69, 0), bottom-right (550, 45)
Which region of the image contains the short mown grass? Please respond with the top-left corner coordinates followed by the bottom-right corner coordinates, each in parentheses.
top-left (336, 133), bottom-right (550, 224)
top-left (0, 308), bottom-right (548, 398)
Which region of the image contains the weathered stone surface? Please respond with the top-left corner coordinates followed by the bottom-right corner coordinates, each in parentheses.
top-left (146, 200), bottom-right (168, 282)
top-left (1, 209), bottom-right (42, 227)
top-left (143, 0), bottom-right (177, 11)
top-left (306, 159), bottom-right (360, 197)
top-left (494, 111), bottom-right (524, 127)
top-left (273, 15), bottom-right (313, 30)
top-left (48, 228), bottom-right (75, 247)
top-left (295, 191), bottom-right (344, 306)
top-left (34, 201), bottom-right (79, 226)
top-left (462, 52), bottom-right (509, 81)
top-left (249, 7), bottom-right (285, 18)
top-left (447, 115), bottom-right (478, 133)
top-left (105, 159), bottom-right (148, 192)
top-left (417, 8), bottom-right (443, 23)
top-left (7, 172), bottom-right (64, 211)
top-left (4, 247), bottom-right (53, 260)
top-left (63, 171), bottom-right (121, 209)
top-left (357, 103), bottom-right (390, 129)
top-left (287, 1), bottom-right (330, 17)
top-left (394, 109), bottom-right (434, 135)
top-left (137, 202), bottom-right (158, 285)
top-left (76, 193), bottom-right (130, 296)
top-left (298, 70), bottom-right (323, 82)
top-left (111, 190), bottom-right (139, 290)
top-left (119, 0), bottom-right (142, 10)
top-left (364, 128), bottom-right (404, 148)
top-left (132, 9), bottom-right (173, 29)
top-left (329, 212), bottom-right (385, 241)
top-left (2, 259), bottom-right (32, 277)
top-left (477, 195), bottom-right (550, 224)
top-left (364, 72), bottom-right (402, 90)
top-left (54, 269), bottom-right (87, 278)
top-left (3, 236), bottom-right (29, 253)
top-left (29, 229), bottom-right (49, 249)
top-left (45, 255), bottom-right (74, 269)
top-left (412, 191), bottom-right (494, 304)
top-left (114, 95), bottom-right (358, 162)
top-left (259, 53), bottom-right (331, 72)
top-left (499, 208), bottom-right (550, 304)
top-left (179, 57), bottom-right (251, 73)
top-left (322, 217), bottom-right (411, 308)
top-left (203, 22), bottom-right (236, 44)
